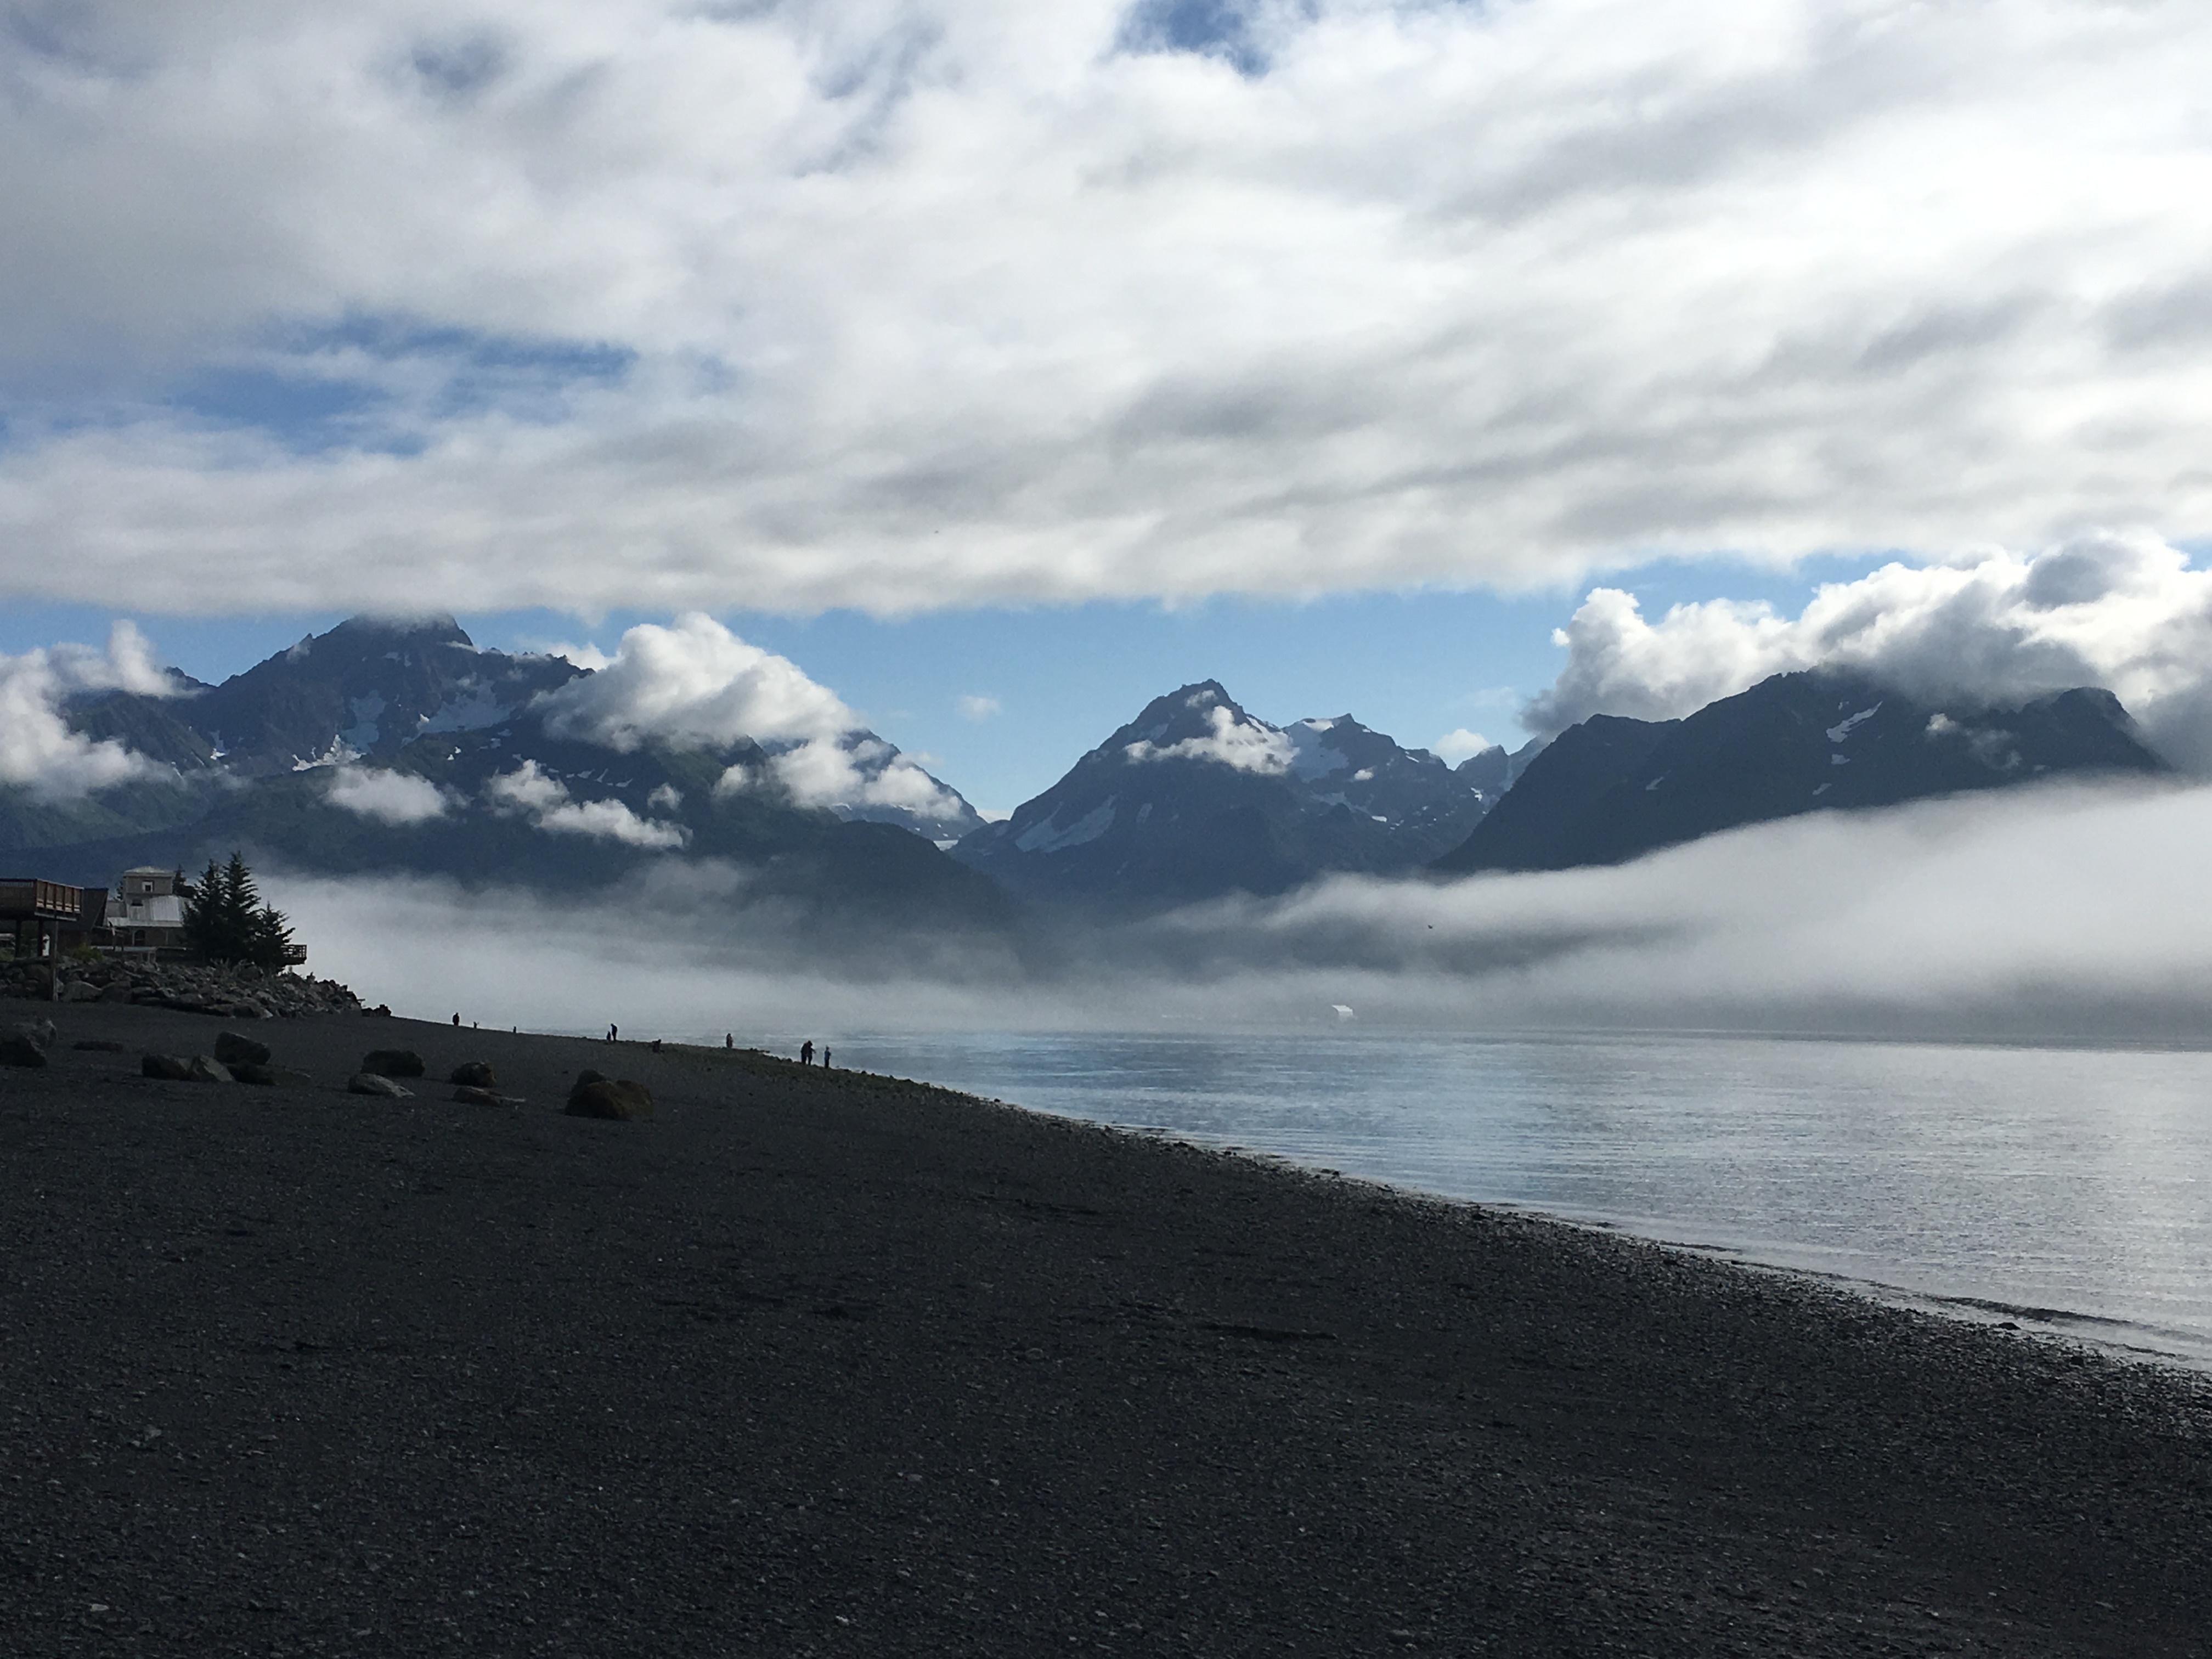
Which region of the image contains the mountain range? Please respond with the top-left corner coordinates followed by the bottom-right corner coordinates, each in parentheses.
top-left (1433, 668), bottom-right (2167, 875)
top-left (950, 682), bottom-right (1506, 909)
top-left (15, 616), bottom-right (998, 931)
top-left (4, 616), bottom-right (2177, 926)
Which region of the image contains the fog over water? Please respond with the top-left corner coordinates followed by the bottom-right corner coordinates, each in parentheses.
top-left (276, 778), bottom-right (2212, 1358)
top-left (285, 777), bottom-right (2212, 1043)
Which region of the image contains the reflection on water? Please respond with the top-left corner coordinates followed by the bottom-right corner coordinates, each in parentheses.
top-left (764, 1029), bottom-right (2212, 1363)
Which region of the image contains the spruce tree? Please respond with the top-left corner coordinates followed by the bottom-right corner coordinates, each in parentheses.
top-left (180, 851), bottom-right (296, 966)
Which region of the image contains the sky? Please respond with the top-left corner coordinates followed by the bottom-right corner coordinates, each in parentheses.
top-left (5, 1), bottom-right (2212, 815)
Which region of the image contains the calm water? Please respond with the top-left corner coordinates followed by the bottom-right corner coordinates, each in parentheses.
top-left (771, 1029), bottom-right (2212, 1364)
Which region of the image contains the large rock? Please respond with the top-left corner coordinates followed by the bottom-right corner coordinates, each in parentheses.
top-left (449, 1060), bottom-right (497, 1088)
top-left (453, 1085), bottom-right (510, 1107)
top-left (0, 1035), bottom-right (49, 1068)
top-left (59, 979), bottom-right (102, 1002)
top-left (14, 1018), bottom-right (57, 1051)
top-left (99, 982), bottom-right (133, 1003)
top-left (359, 1048), bottom-right (425, 1078)
top-left (565, 1074), bottom-right (654, 1121)
top-left (347, 1071), bottom-right (412, 1098)
top-left (188, 1055), bottom-right (235, 1084)
top-left (213, 1031), bottom-right (273, 1067)
top-left (141, 1053), bottom-right (193, 1081)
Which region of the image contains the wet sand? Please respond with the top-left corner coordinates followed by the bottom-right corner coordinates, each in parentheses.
top-left (3, 1002), bottom-right (2210, 1656)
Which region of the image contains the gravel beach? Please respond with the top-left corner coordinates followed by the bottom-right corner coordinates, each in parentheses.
top-left (4, 1002), bottom-right (2210, 1657)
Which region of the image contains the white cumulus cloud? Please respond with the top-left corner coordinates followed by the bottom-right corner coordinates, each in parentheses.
top-left (487, 759), bottom-right (689, 849)
top-left (0, 622), bottom-right (178, 798)
top-left (1522, 532), bottom-right (2212, 771)
top-left (543, 613), bottom-right (969, 821)
top-left (326, 766), bottom-right (450, 825)
top-left (2, 3), bottom-right (2212, 613)
top-left (1434, 729), bottom-right (1496, 764)
top-left (1126, 704), bottom-right (1294, 774)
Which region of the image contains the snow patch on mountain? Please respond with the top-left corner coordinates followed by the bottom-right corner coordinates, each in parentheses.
top-left (419, 682), bottom-right (512, 736)
top-left (1285, 719), bottom-right (1351, 780)
top-left (1015, 798), bottom-right (1117, 854)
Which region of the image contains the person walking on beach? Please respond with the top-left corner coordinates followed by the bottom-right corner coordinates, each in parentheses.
top-left (800, 1040), bottom-right (814, 1066)
top-left (607, 1023), bottom-right (618, 1042)
top-left (822, 1047), bottom-right (832, 1070)
top-left (725, 1032), bottom-right (733, 1049)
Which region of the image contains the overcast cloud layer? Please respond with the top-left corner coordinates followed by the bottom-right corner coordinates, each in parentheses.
top-left (4, 1), bottom-right (2212, 613)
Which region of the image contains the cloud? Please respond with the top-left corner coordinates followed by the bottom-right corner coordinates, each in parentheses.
top-left (1521, 532), bottom-right (2212, 770)
top-left (542, 612), bottom-right (970, 821)
top-left (957, 694), bottom-right (1001, 722)
top-left (5, 3), bottom-right (2212, 613)
top-left (1433, 729), bottom-right (1494, 763)
top-left (486, 759), bottom-right (689, 849)
top-left (1125, 702), bottom-right (1293, 774)
top-left (276, 776), bottom-right (2212, 1044)
top-left (539, 613), bottom-right (856, 752)
top-left (0, 622), bottom-right (177, 798)
top-left (326, 765), bottom-right (449, 825)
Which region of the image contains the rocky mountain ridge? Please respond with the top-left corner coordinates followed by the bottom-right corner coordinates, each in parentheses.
top-left (1432, 668), bottom-right (2169, 874)
top-left (13, 616), bottom-right (1000, 932)
top-left (953, 681), bottom-right (1506, 907)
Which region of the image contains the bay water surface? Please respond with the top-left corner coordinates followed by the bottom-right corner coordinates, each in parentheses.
top-left (768, 1029), bottom-right (2212, 1364)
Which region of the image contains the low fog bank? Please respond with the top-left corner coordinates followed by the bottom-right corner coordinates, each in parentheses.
top-left (279, 777), bottom-right (2212, 1045)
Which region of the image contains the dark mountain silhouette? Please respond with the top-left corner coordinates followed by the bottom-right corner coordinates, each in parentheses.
top-left (952, 681), bottom-right (1503, 907)
top-left (1432, 669), bottom-right (2167, 875)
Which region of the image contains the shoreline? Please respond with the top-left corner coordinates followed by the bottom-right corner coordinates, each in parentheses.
top-left (5, 1001), bottom-right (2211, 1655)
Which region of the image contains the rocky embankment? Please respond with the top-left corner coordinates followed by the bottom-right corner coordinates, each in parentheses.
top-left (0, 956), bottom-right (361, 1019)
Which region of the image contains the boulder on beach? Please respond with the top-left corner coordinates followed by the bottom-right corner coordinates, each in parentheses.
top-left (188, 1055), bottom-right (235, 1084)
top-left (449, 1060), bottom-right (497, 1088)
top-left (453, 1085), bottom-right (510, 1106)
top-left (99, 982), bottom-right (132, 1003)
top-left (15, 1018), bottom-right (57, 1051)
top-left (213, 1031), bottom-right (273, 1068)
top-left (360, 1049), bottom-right (425, 1078)
top-left (0, 1034), bottom-right (49, 1068)
top-left (141, 1053), bottom-right (193, 1081)
top-left (565, 1075), bottom-right (654, 1121)
top-left (347, 1071), bottom-right (413, 1098)
top-left (234, 1062), bottom-right (277, 1086)
top-left (59, 980), bottom-right (101, 1002)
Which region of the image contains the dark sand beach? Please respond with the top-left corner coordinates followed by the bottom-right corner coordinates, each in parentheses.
top-left (4, 1002), bottom-right (2211, 1656)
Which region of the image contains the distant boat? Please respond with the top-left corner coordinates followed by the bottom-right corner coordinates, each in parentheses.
top-left (1331, 1005), bottom-right (1356, 1022)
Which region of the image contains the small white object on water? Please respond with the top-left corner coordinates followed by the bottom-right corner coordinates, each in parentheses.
top-left (1332, 1005), bottom-right (1356, 1022)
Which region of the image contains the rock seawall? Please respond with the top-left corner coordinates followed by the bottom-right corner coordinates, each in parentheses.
top-left (0, 957), bottom-right (362, 1018)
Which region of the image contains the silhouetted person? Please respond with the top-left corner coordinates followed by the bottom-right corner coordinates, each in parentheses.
top-left (607, 1023), bottom-right (618, 1042)
top-left (800, 1040), bottom-right (814, 1066)
top-left (651, 1038), bottom-right (663, 1053)
top-left (452, 1013), bottom-right (460, 1027)
top-left (724, 1032), bottom-right (733, 1049)
top-left (822, 1047), bottom-right (832, 1070)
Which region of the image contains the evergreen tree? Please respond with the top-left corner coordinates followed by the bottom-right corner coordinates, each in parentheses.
top-left (180, 851), bottom-right (297, 966)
